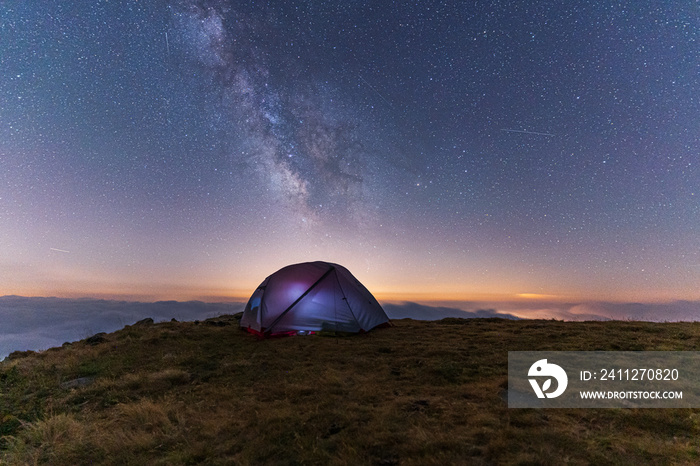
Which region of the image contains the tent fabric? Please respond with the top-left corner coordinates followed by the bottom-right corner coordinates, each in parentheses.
top-left (240, 261), bottom-right (390, 336)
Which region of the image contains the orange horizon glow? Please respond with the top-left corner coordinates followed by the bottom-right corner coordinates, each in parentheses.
top-left (3, 242), bottom-right (698, 306)
top-left (4, 283), bottom-right (698, 306)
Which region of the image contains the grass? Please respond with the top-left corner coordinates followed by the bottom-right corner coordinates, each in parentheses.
top-left (2, 316), bottom-right (700, 464)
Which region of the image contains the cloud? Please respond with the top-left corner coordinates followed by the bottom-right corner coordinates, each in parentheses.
top-left (0, 296), bottom-right (244, 360)
top-left (384, 300), bottom-right (700, 322)
top-left (573, 301), bottom-right (700, 322)
top-left (480, 300), bottom-right (700, 322)
top-left (383, 302), bottom-right (520, 320)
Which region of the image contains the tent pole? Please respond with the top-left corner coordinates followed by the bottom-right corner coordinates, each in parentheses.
top-left (265, 265), bottom-right (336, 335)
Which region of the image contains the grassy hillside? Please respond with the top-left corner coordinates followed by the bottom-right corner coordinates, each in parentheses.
top-left (2, 316), bottom-right (700, 465)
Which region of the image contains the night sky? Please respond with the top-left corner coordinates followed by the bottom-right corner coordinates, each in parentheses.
top-left (1, 1), bottom-right (698, 309)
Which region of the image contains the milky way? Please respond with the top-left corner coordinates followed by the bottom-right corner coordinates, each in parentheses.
top-left (170, 0), bottom-right (385, 226)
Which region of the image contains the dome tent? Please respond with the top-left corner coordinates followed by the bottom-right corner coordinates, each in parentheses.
top-left (240, 261), bottom-right (390, 337)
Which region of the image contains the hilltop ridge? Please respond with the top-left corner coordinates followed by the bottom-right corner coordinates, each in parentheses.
top-left (2, 316), bottom-right (700, 464)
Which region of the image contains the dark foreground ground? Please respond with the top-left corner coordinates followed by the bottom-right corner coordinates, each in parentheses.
top-left (2, 316), bottom-right (700, 465)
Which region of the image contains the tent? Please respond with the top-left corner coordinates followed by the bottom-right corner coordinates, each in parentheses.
top-left (240, 261), bottom-right (390, 337)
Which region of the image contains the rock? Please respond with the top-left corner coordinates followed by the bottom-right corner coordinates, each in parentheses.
top-left (6, 350), bottom-right (35, 360)
top-left (60, 376), bottom-right (95, 390)
top-left (321, 423), bottom-right (344, 438)
top-left (205, 319), bottom-right (230, 327)
top-left (407, 399), bottom-right (430, 412)
top-left (85, 333), bottom-right (107, 345)
top-left (134, 317), bottom-right (154, 326)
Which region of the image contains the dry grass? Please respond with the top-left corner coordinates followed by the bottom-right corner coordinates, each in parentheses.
top-left (2, 316), bottom-right (700, 464)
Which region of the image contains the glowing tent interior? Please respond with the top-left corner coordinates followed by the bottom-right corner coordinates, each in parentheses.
top-left (240, 261), bottom-right (390, 337)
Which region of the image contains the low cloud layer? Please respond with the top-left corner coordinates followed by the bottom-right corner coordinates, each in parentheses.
top-left (384, 302), bottom-right (520, 320)
top-left (0, 296), bottom-right (243, 360)
top-left (383, 300), bottom-right (700, 323)
top-left (492, 300), bottom-right (700, 322)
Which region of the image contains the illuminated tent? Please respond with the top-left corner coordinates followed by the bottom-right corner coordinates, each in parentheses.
top-left (240, 261), bottom-right (390, 337)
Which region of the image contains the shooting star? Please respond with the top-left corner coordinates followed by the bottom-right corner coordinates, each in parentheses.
top-left (50, 248), bottom-right (70, 253)
top-left (358, 75), bottom-right (392, 107)
top-left (501, 129), bottom-right (555, 137)
top-left (165, 31), bottom-right (170, 56)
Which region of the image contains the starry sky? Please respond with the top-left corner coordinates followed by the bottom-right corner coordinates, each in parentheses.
top-left (1, 1), bottom-right (698, 308)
